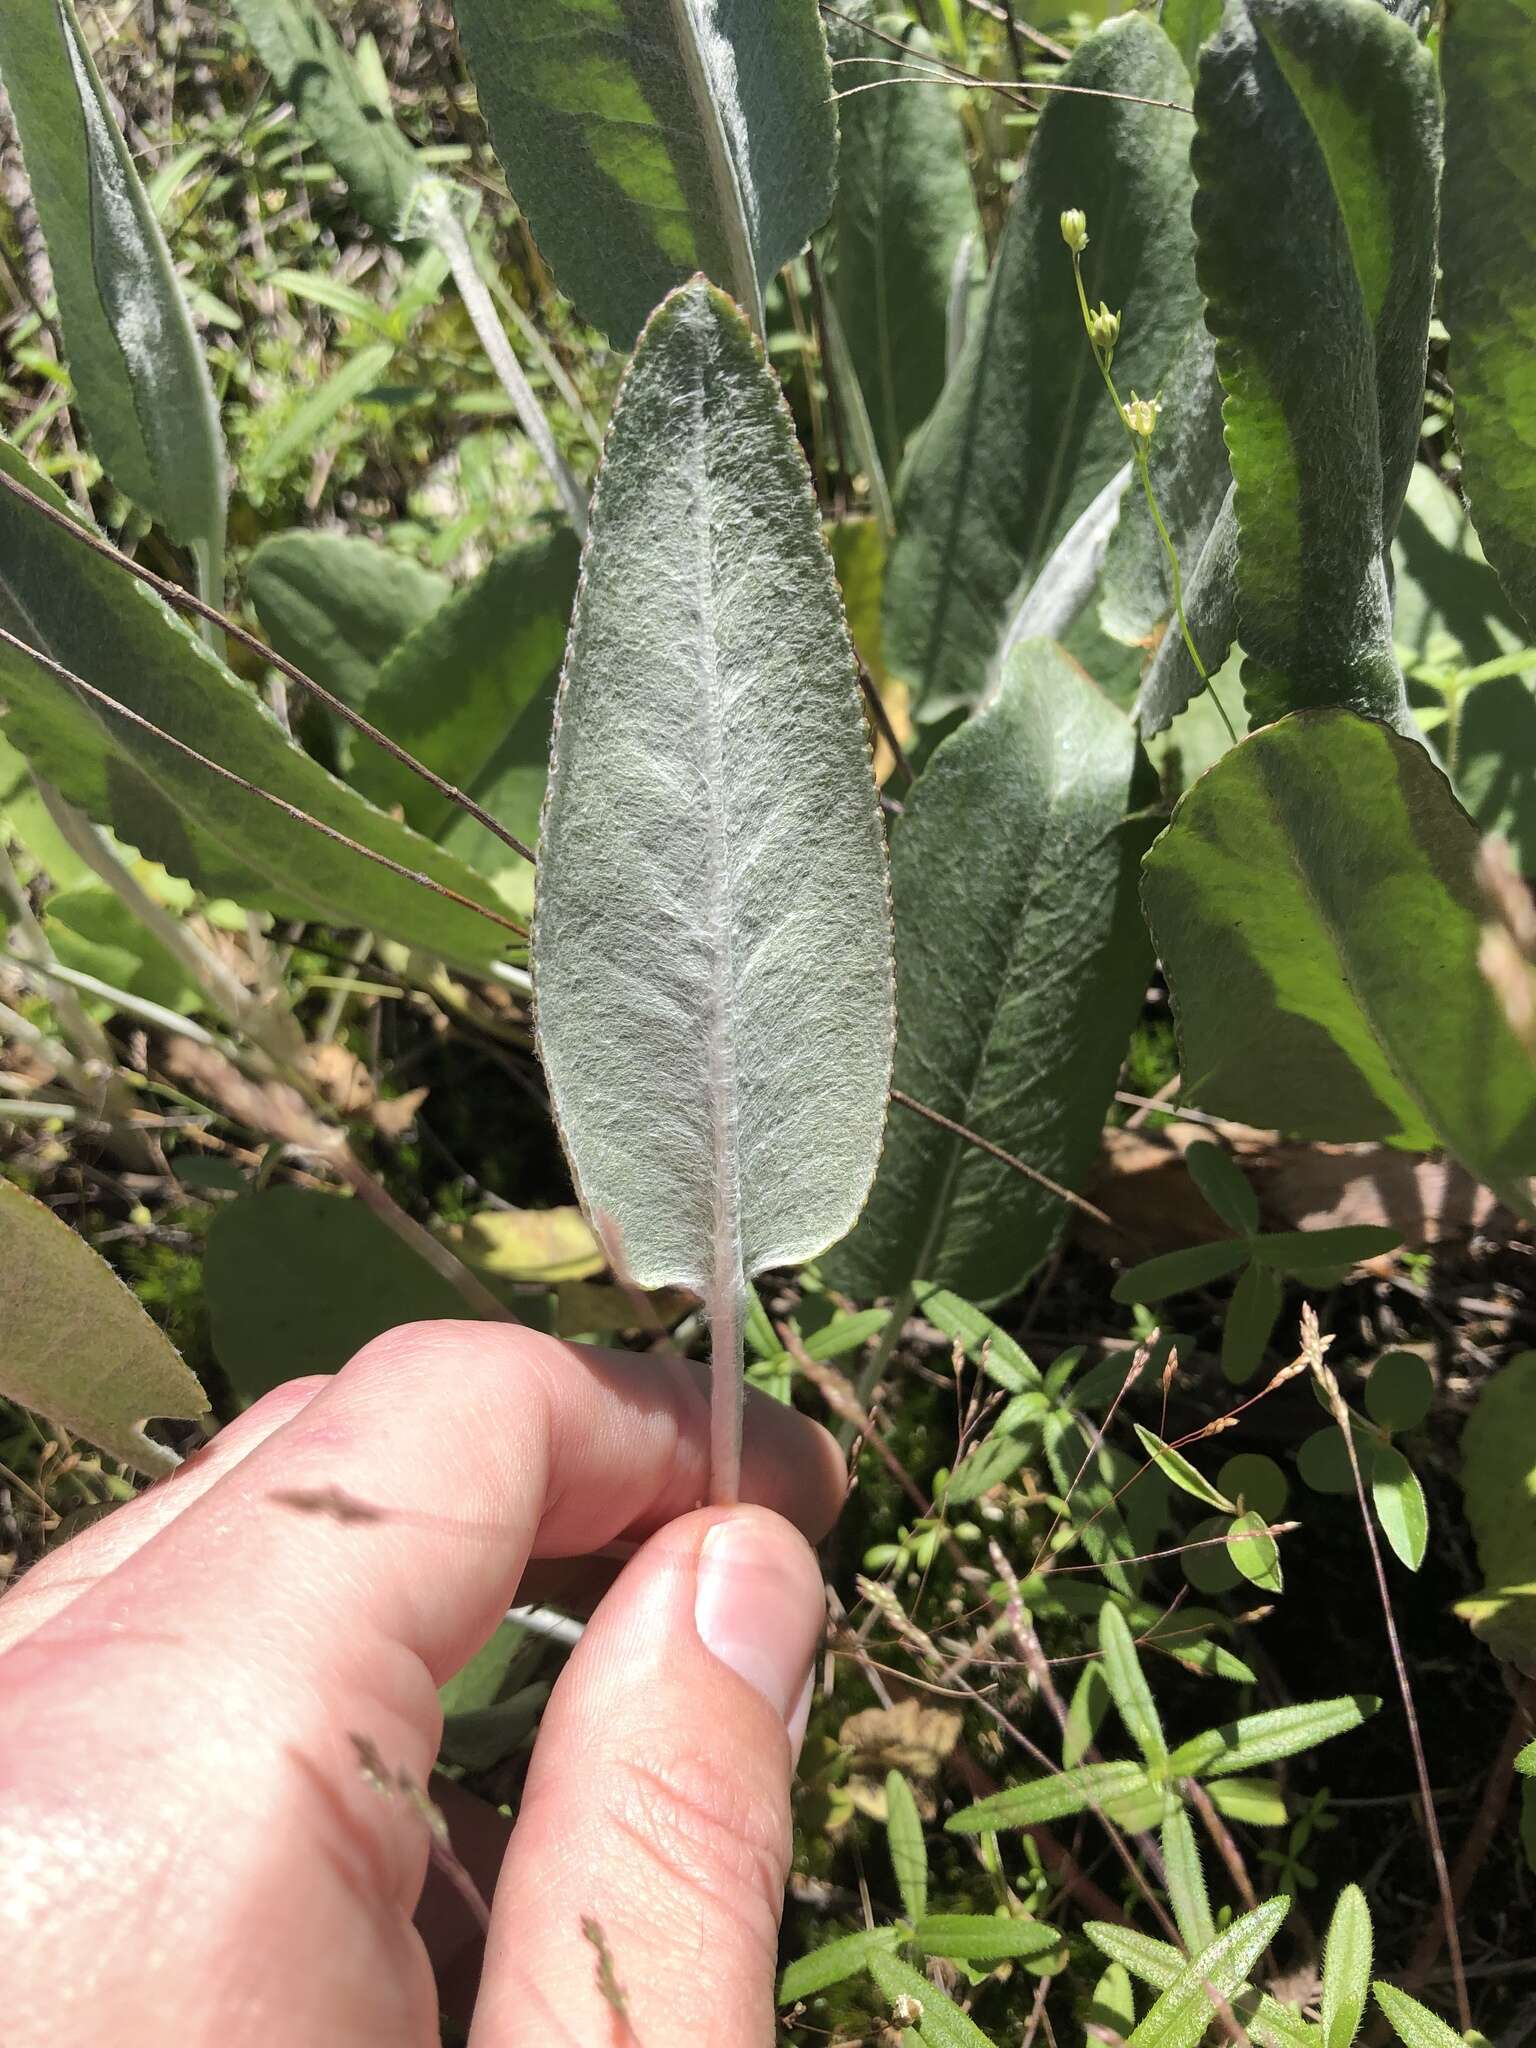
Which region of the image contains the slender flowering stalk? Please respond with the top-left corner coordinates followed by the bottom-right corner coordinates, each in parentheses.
top-left (1060, 209), bottom-right (1238, 744)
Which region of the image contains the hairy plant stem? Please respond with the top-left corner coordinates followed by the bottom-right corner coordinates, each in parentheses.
top-left (1069, 246), bottom-right (1238, 745)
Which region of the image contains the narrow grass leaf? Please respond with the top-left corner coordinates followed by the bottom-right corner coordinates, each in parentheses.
top-left (1125, 1897), bottom-right (1290, 2048)
top-left (0, 1178), bottom-right (208, 1475)
top-left (825, 641), bottom-right (1154, 1305)
top-left (1191, 0), bottom-right (1440, 729)
top-left (885, 14), bottom-right (1199, 719)
top-left (533, 280), bottom-right (893, 1500)
top-left (1143, 710), bottom-right (1536, 1219)
top-left (1440, 0), bottom-right (1536, 634)
top-left (885, 1770), bottom-right (928, 1925)
top-left (1321, 1884), bottom-right (1372, 2048)
top-left (451, 0), bottom-right (837, 344)
top-left (1135, 1426), bottom-right (1238, 1516)
top-left (231, 0), bottom-right (422, 236)
top-left (1370, 1445), bottom-right (1428, 1572)
top-left (1167, 1695), bottom-right (1379, 1779)
top-left (946, 1759), bottom-right (1155, 1834)
top-left (1099, 1597), bottom-right (1168, 1768)
top-left (0, 438), bottom-right (518, 972)
top-left (0, 0), bottom-right (226, 573)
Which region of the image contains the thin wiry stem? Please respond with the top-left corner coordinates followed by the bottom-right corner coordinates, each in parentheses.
top-left (1318, 1351), bottom-right (1470, 2030)
top-left (891, 1088), bottom-right (1114, 1221)
top-left (0, 624), bottom-right (528, 945)
top-left (0, 464), bottom-right (537, 866)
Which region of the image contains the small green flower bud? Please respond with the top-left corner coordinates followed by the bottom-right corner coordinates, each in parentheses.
top-left (1089, 301), bottom-right (1121, 353)
top-left (1059, 207), bottom-right (1089, 253)
top-left (1123, 391), bottom-right (1162, 439)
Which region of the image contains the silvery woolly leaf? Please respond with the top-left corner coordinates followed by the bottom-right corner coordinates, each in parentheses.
top-left (533, 278), bottom-right (894, 1501)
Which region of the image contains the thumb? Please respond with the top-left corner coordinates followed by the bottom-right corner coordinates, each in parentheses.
top-left (471, 1505), bottom-right (824, 2048)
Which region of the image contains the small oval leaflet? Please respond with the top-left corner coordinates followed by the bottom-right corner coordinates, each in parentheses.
top-left (533, 277), bottom-right (894, 1503)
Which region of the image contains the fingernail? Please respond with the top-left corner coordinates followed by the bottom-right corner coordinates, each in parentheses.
top-left (694, 1517), bottom-right (818, 1730)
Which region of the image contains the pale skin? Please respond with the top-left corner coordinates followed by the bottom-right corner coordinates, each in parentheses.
top-left (0, 1321), bottom-right (846, 2046)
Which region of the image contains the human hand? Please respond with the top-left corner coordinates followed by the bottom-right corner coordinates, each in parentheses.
top-left (0, 1321), bottom-right (845, 2046)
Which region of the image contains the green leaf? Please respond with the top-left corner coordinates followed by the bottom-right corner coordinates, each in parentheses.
top-left (247, 339), bottom-right (396, 484)
top-left (1111, 1239), bottom-right (1250, 1305)
top-left (0, 1177), bottom-right (208, 1475)
top-left (867, 1949), bottom-right (997, 2048)
top-left (914, 1915), bottom-right (1061, 1965)
top-left (204, 1190), bottom-right (479, 1401)
top-left (247, 531), bottom-right (449, 716)
top-left (944, 1432), bottom-right (1032, 1506)
top-left (1455, 1351), bottom-right (1536, 1663)
top-left (1142, 710), bottom-right (1536, 1217)
top-left (885, 14), bottom-right (1200, 719)
top-left (1249, 1226), bottom-right (1401, 1271)
top-left (353, 530), bottom-right (581, 908)
top-left (1163, 0), bottom-right (1225, 78)
top-left (1126, 1898), bottom-right (1291, 2048)
top-left (1089, 1960), bottom-right (1139, 2046)
top-left (1516, 1739), bottom-right (1536, 1779)
top-left (44, 882), bottom-right (201, 1019)
top-left (1168, 1695), bottom-right (1379, 1779)
top-left (825, 641), bottom-right (1154, 1304)
top-left (913, 1286), bottom-right (1042, 1394)
top-left (1182, 1514), bottom-right (1243, 1596)
top-left (1373, 1985), bottom-right (1467, 2048)
top-left (779, 1926), bottom-right (901, 2003)
top-left (452, 0), bottom-right (836, 345)
top-left (1185, 1140), bottom-right (1259, 1235)
top-left (1162, 1808), bottom-right (1216, 1954)
top-left (1191, 0), bottom-right (1439, 729)
top-left (1204, 1776), bottom-right (1289, 1828)
top-left (1393, 464), bottom-right (1527, 678)
top-left (1064, 1657), bottom-right (1112, 1769)
top-left (1440, 0), bottom-right (1536, 635)
top-left (1088, 1921), bottom-right (1320, 2048)
top-left (1099, 1599), bottom-right (1168, 1768)
top-left (1370, 1445), bottom-right (1427, 1572)
top-left (1135, 1425), bottom-right (1238, 1516)
top-left (1044, 1408), bottom-right (1140, 1596)
top-left (1321, 1884), bottom-right (1372, 2048)
top-left (1365, 1351), bottom-right (1434, 1433)
top-left (1135, 489), bottom-right (1239, 738)
top-left (0, 0), bottom-right (225, 571)
top-left (822, 3), bottom-right (980, 479)
top-left (885, 1770), bottom-right (929, 1925)
top-left (1220, 1260), bottom-right (1284, 1385)
top-left (1217, 1454), bottom-right (1288, 1523)
top-left (946, 1759), bottom-right (1156, 1834)
top-left (1227, 1509), bottom-right (1283, 1593)
top-left (532, 281), bottom-right (893, 1481)
top-left (0, 439), bottom-right (522, 974)
top-left (231, 0), bottom-right (422, 236)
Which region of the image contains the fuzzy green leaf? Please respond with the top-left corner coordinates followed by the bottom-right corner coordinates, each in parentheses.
top-left (1100, 1599), bottom-right (1168, 1768)
top-left (0, 0), bottom-right (225, 569)
top-left (231, 0), bottom-right (422, 236)
top-left (885, 1770), bottom-right (929, 1925)
top-left (1135, 1426), bottom-right (1237, 1516)
top-left (1373, 1985), bottom-right (1466, 2048)
top-left (912, 1286), bottom-right (1042, 1394)
top-left (867, 1949), bottom-right (1002, 2048)
top-left (1168, 1695), bottom-right (1379, 1779)
top-left (885, 14), bottom-right (1199, 719)
top-left (1204, 1776), bottom-right (1289, 1828)
top-left (0, 1178), bottom-right (208, 1475)
top-left (248, 531), bottom-right (449, 716)
top-left (1111, 1239), bottom-right (1250, 1306)
top-left (946, 1760), bottom-right (1156, 1835)
top-left (1087, 1921), bottom-right (1320, 2048)
top-left (1089, 1961), bottom-right (1139, 2046)
top-left (778, 1926), bottom-right (901, 2003)
top-left (1516, 1739), bottom-right (1536, 1778)
top-left (825, 641), bottom-right (1153, 1305)
top-left (1440, 0), bottom-right (1536, 636)
top-left (0, 441), bottom-right (524, 970)
top-left (914, 1915), bottom-right (1062, 1965)
top-left (1126, 1898), bottom-right (1291, 2048)
top-left (1162, 1808), bottom-right (1217, 1954)
top-left (1143, 710), bottom-right (1536, 1217)
top-left (1064, 1658), bottom-right (1113, 1769)
top-left (1321, 1885), bottom-right (1372, 2048)
top-left (1191, 0), bottom-right (1440, 729)
top-left (823, 3), bottom-right (980, 479)
top-left (532, 280), bottom-right (893, 1478)
top-left (451, 0), bottom-right (836, 345)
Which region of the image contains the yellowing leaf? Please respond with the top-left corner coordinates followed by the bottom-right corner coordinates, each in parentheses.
top-left (453, 1206), bottom-right (605, 1285)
